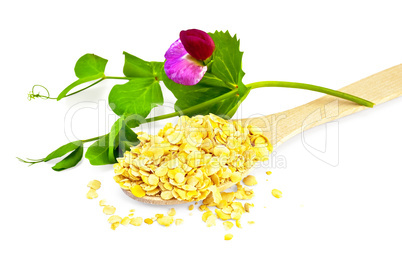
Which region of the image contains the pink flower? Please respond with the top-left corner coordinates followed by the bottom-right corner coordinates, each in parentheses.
top-left (164, 29), bottom-right (215, 86)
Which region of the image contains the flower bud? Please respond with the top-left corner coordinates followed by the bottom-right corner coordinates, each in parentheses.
top-left (180, 29), bottom-right (215, 61)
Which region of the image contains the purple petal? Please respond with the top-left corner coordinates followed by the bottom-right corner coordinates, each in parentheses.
top-left (164, 39), bottom-right (207, 86)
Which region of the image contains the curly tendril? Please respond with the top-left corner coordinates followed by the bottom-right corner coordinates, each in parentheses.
top-left (27, 85), bottom-right (56, 101)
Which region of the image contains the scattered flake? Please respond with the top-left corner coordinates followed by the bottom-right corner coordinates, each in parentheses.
top-left (175, 219), bottom-right (184, 226)
top-left (266, 171), bottom-right (272, 175)
top-left (206, 214), bottom-right (217, 227)
top-left (108, 215), bottom-right (122, 224)
top-left (157, 215), bottom-right (174, 227)
top-left (121, 217), bottom-right (130, 226)
top-left (244, 203), bottom-right (254, 212)
top-left (86, 189), bottom-right (98, 199)
top-left (188, 204), bottom-right (194, 211)
top-left (223, 221), bottom-right (234, 230)
top-left (167, 208), bottom-right (176, 216)
top-left (111, 222), bottom-right (120, 230)
top-left (272, 189), bottom-right (282, 198)
top-left (144, 218), bottom-right (154, 225)
top-left (224, 234), bottom-right (233, 241)
top-left (248, 221), bottom-right (255, 225)
top-left (130, 217), bottom-right (143, 226)
top-left (128, 213), bottom-right (134, 217)
top-left (236, 219), bottom-right (242, 228)
top-left (87, 180), bottom-right (101, 190)
top-left (99, 199), bottom-right (107, 206)
top-left (216, 209), bottom-right (231, 221)
top-left (129, 209), bottom-right (135, 212)
top-left (202, 210), bottom-right (213, 222)
top-left (103, 205), bottom-right (116, 215)
top-left (242, 175), bottom-right (257, 186)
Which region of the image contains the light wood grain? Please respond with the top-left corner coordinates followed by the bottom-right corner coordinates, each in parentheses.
top-left (123, 64), bottom-right (402, 205)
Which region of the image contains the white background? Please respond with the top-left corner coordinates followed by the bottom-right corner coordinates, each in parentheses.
top-left (1, 0), bottom-right (401, 266)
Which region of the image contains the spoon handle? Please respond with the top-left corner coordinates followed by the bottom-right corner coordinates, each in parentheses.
top-left (240, 64), bottom-right (402, 147)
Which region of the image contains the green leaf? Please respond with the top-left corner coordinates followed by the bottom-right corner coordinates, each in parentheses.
top-left (163, 72), bottom-right (231, 110)
top-left (74, 54), bottom-right (108, 79)
top-left (108, 117), bottom-right (125, 162)
top-left (116, 121), bottom-right (139, 158)
top-left (85, 134), bottom-right (114, 166)
top-left (44, 141), bottom-right (83, 162)
top-left (123, 52), bottom-right (164, 80)
top-left (208, 31), bottom-right (244, 89)
top-left (108, 77), bottom-right (163, 117)
top-left (123, 52), bottom-right (154, 77)
top-left (57, 54), bottom-right (107, 100)
top-left (149, 61), bottom-right (164, 81)
top-left (51, 145), bottom-right (83, 171)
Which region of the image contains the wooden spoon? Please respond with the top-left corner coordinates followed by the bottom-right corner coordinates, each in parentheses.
top-left (122, 64), bottom-right (402, 205)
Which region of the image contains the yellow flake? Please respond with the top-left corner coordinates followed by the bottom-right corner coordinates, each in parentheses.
top-left (216, 209), bottom-right (231, 221)
top-left (175, 219), bottom-right (184, 226)
top-left (130, 185), bottom-right (146, 198)
top-left (148, 174), bottom-right (159, 186)
top-left (167, 131), bottom-right (183, 144)
top-left (248, 221), bottom-right (255, 224)
top-left (266, 171), bottom-right (272, 175)
top-left (144, 218), bottom-right (154, 225)
top-left (223, 221), bottom-right (234, 230)
top-left (130, 217), bottom-right (143, 226)
top-left (86, 189), bottom-right (98, 199)
top-left (155, 166), bottom-right (168, 177)
top-left (209, 185), bottom-right (222, 204)
top-left (217, 200), bottom-right (228, 209)
top-left (244, 203), bottom-right (254, 212)
top-left (121, 217), bottom-right (130, 226)
top-left (168, 208), bottom-right (176, 216)
top-left (221, 192), bottom-right (235, 203)
top-left (155, 214), bottom-right (164, 219)
top-left (236, 219), bottom-right (242, 228)
top-left (230, 172), bottom-right (242, 184)
top-left (224, 234), bottom-right (233, 241)
top-left (99, 199), bottom-right (106, 206)
top-left (199, 205), bottom-right (208, 211)
top-left (108, 215), bottom-right (122, 224)
top-left (272, 189), bottom-right (282, 198)
top-left (103, 205), bottom-right (116, 215)
top-left (157, 215), bottom-right (174, 227)
top-left (242, 175), bottom-right (257, 186)
top-left (130, 209), bottom-right (135, 212)
top-left (206, 214), bottom-right (217, 227)
top-left (248, 125), bottom-right (263, 135)
top-left (87, 180), bottom-right (101, 190)
top-left (161, 190), bottom-right (174, 200)
top-left (111, 222), bottom-right (120, 230)
top-left (202, 210), bottom-right (213, 222)
top-left (188, 204), bottom-right (194, 211)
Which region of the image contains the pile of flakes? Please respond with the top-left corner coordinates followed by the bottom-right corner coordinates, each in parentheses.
top-left (113, 114), bottom-right (272, 202)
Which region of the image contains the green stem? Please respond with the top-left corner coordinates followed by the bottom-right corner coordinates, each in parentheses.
top-left (65, 78), bottom-right (105, 97)
top-left (104, 76), bottom-right (134, 80)
top-left (145, 90), bottom-right (239, 123)
top-left (247, 81), bottom-right (375, 107)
